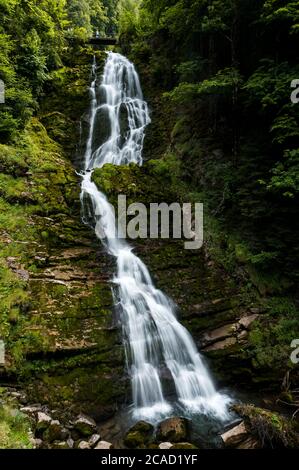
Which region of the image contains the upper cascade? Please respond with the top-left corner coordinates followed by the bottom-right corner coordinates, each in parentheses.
top-left (85, 52), bottom-right (151, 171)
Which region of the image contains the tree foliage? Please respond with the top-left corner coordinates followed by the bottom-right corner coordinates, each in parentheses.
top-left (0, 0), bottom-right (117, 140)
top-left (120, 0), bottom-right (299, 282)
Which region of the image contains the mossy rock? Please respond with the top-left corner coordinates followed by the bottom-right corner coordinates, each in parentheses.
top-left (233, 404), bottom-right (299, 448)
top-left (124, 421), bottom-right (154, 449)
top-left (156, 417), bottom-right (190, 443)
top-left (92, 160), bottom-right (180, 207)
top-left (171, 442), bottom-right (198, 449)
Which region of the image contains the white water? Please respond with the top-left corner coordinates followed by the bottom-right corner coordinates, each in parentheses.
top-left (80, 52), bottom-right (229, 421)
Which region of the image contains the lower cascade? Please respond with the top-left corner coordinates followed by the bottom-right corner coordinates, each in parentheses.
top-left (80, 51), bottom-right (230, 421)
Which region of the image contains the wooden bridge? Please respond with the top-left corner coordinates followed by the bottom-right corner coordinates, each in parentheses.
top-left (89, 37), bottom-right (118, 46)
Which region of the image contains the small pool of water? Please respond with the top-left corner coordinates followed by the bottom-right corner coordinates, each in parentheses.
top-left (99, 386), bottom-right (293, 449)
top-left (100, 387), bottom-right (245, 448)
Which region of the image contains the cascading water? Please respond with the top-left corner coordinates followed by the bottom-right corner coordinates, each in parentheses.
top-left (80, 52), bottom-right (230, 421)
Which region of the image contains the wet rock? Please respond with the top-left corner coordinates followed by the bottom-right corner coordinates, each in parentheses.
top-left (157, 417), bottom-right (190, 443)
top-left (74, 414), bottom-right (97, 437)
top-left (124, 421), bottom-right (154, 448)
top-left (159, 442), bottom-right (173, 449)
top-left (201, 324), bottom-right (237, 347)
top-left (89, 434), bottom-right (101, 447)
top-left (43, 420), bottom-right (68, 443)
top-left (221, 422), bottom-right (248, 448)
top-left (202, 337), bottom-right (237, 352)
top-left (124, 431), bottom-right (147, 448)
top-left (78, 441), bottom-right (91, 449)
top-left (95, 441), bottom-right (113, 449)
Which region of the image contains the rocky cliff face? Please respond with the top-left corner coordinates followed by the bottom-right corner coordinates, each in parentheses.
top-left (92, 163), bottom-right (269, 390)
top-left (0, 48), bottom-right (126, 420)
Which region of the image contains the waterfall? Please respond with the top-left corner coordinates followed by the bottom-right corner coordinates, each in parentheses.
top-left (80, 52), bottom-right (229, 421)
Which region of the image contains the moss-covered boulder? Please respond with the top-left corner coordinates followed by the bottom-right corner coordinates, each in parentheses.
top-left (124, 421), bottom-right (154, 449)
top-left (233, 404), bottom-right (299, 448)
top-left (156, 417), bottom-right (190, 443)
top-left (73, 414), bottom-right (97, 437)
top-left (42, 420), bottom-right (68, 443)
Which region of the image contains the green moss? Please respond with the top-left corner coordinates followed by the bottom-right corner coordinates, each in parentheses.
top-left (171, 443), bottom-right (198, 449)
top-left (25, 359), bottom-right (126, 418)
top-left (233, 404), bottom-right (299, 448)
top-left (0, 174), bottom-right (28, 202)
top-left (92, 159), bottom-right (182, 206)
top-left (124, 421), bottom-right (154, 449)
top-left (248, 297), bottom-right (298, 373)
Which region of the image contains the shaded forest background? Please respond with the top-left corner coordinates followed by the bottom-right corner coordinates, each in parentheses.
top-left (119, 0), bottom-right (299, 289)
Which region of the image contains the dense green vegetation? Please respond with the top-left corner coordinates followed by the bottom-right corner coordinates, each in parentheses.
top-left (0, 0), bottom-right (117, 141)
top-left (0, 399), bottom-right (32, 449)
top-left (119, 0), bottom-right (299, 286)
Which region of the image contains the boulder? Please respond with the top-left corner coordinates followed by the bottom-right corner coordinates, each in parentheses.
top-left (157, 417), bottom-right (189, 443)
top-left (95, 441), bottom-right (113, 449)
top-left (43, 420), bottom-right (68, 443)
top-left (78, 441), bottom-right (91, 449)
top-left (159, 442), bottom-right (173, 450)
top-left (221, 421), bottom-right (248, 448)
top-left (89, 434), bottom-right (101, 447)
top-left (74, 414), bottom-right (97, 437)
top-left (201, 324), bottom-right (237, 347)
top-left (202, 337), bottom-right (237, 352)
top-left (124, 421), bottom-right (154, 448)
